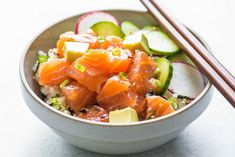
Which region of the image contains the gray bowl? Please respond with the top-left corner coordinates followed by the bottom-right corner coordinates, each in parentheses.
top-left (20, 10), bottom-right (213, 154)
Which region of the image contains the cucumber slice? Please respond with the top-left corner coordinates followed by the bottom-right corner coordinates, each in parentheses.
top-left (91, 21), bottom-right (124, 37)
top-left (154, 58), bottom-right (173, 95)
top-left (145, 31), bottom-right (180, 56)
top-left (121, 21), bottom-right (140, 36)
top-left (168, 52), bottom-right (194, 66)
top-left (143, 25), bottom-right (162, 31)
top-left (141, 34), bottom-right (155, 56)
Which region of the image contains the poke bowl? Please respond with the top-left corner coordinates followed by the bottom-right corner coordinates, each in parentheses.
top-left (20, 10), bottom-right (213, 154)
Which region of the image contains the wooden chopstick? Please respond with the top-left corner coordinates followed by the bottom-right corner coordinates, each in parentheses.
top-left (150, 0), bottom-right (235, 91)
top-left (140, 0), bottom-right (235, 106)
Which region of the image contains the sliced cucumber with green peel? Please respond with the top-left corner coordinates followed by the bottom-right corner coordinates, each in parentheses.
top-left (168, 52), bottom-right (194, 66)
top-left (141, 34), bottom-right (155, 56)
top-left (154, 58), bottom-right (173, 95)
top-left (121, 21), bottom-right (140, 36)
top-left (143, 25), bottom-right (162, 31)
top-left (91, 21), bottom-right (124, 37)
top-left (145, 31), bottom-right (180, 56)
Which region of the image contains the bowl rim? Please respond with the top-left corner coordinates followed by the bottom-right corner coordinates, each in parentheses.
top-left (19, 9), bottom-right (212, 127)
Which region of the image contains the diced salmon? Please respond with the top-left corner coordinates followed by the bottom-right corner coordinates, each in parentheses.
top-left (89, 35), bottom-right (123, 49)
top-left (38, 59), bottom-right (70, 86)
top-left (77, 49), bottom-right (110, 76)
top-left (107, 48), bottom-right (132, 74)
top-left (56, 31), bottom-right (97, 57)
top-left (77, 105), bottom-right (109, 122)
top-left (105, 36), bottom-right (123, 48)
top-left (97, 76), bottom-right (147, 118)
top-left (61, 81), bottom-right (96, 114)
top-left (127, 91), bottom-right (147, 119)
top-left (108, 58), bottom-right (131, 73)
top-left (128, 50), bottom-right (156, 95)
top-left (67, 63), bottom-right (109, 93)
top-left (97, 76), bottom-right (130, 111)
top-left (71, 47), bottom-right (131, 77)
top-left (67, 49), bottom-right (111, 93)
top-left (97, 76), bottom-right (130, 102)
top-left (98, 91), bottom-right (128, 111)
top-left (56, 36), bottom-right (75, 57)
top-left (146, 96), bottom-right (175, 119)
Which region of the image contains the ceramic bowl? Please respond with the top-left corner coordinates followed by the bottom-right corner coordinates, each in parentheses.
top-left (20, 10), bottom-right (213, 154)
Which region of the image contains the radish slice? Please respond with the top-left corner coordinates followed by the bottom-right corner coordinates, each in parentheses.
top-left (168, 62), bottom-right (205, 99)
top-left (75, 11), bottom-right (119, 34)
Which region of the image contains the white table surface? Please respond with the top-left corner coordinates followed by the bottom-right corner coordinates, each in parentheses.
top-left (1, 0), bottom-right (235, 156)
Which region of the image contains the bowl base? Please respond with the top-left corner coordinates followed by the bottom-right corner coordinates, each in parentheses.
top-left (52, 128), bottom-right (185, 154)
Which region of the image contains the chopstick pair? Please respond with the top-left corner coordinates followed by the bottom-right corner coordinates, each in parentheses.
top-left (140, 0), bottom-right (235, 106)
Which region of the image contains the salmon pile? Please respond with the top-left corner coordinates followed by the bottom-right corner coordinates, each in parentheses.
top-left (37, 31), bottom-right (175, 122)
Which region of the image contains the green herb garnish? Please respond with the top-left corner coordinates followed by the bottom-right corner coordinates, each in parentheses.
top-left (74, 63), bottom-right (86, 73)
top-left (37, 55), bottom-right (48, 63)
top-left (97, 36), bottom-right (106, 43)
top-left (118, 72), bottom-right (128, 80)
top-left (168, 97), bottom-right (178, 110)
top-left (59, 79), bottom-right (70, 89)
top-left (147, 111), bottom-right (156, 120)
top-left (112, 48), bottom-right (121, 56)
top-left (50, 97), bottom-right (61, 110)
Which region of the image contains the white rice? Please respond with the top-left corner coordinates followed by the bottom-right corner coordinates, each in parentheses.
top-left (32, 60), bottom-right (39, 72)
top-left (57, 97), bottom-right (67, 111)
top-left (33, 49), bottom-right (71, 115)
top-left (41, 86), bottom-right (70, 114)
top-left (40, 85), bottom-right (61, 98)
top-left (47, 48), bottom-right (58, 61)
top-left (64, 110), bottom-right (71, 115)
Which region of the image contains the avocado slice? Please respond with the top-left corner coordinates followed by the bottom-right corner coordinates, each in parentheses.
top-left (123, 30), bottom-right (149, 51)
top-left (109, 107), bottom-right (139, 124)
top-left (63, 42), bottom-right (89, 63)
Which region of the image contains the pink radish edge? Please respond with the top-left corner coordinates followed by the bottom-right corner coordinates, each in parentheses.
top-left (168, 61), bottom-right (206, 99)
top-left (75, 11), bottom-right (119, 34)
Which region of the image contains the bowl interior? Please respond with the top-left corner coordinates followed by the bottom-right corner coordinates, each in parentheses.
top-left (22, 10), bottom-right (210, 124)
